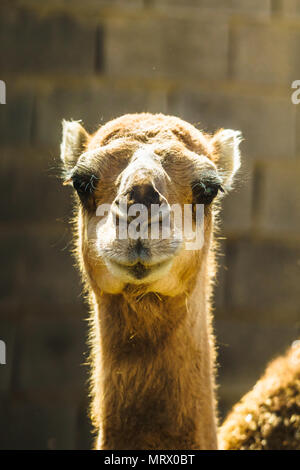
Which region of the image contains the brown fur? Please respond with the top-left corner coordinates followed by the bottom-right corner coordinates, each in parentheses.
top-left (61, 113), bottom-right (242, 449)
top-left (219, 341), bottom-right (300, 450)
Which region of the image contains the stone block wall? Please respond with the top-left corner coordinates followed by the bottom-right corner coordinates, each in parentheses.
top-left (0, 0), bottom-right (299, 448)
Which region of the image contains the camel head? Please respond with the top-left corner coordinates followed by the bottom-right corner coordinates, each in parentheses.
top-left (61, 113), bottom-right (242, 297)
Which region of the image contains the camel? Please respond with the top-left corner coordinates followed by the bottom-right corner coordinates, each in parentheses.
top-left (219, 340), bottom-right (300, 450)
top-left (60, 113), bottom-right (242, 450)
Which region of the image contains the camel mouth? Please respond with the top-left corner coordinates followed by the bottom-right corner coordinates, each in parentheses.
top-left (105, 258), bottom-right (173, 282)
top-left (127, 262), bottom-right (149, 280)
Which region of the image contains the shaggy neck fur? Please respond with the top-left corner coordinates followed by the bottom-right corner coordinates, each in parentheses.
top-left (87, 229), bottom-right (218, 450)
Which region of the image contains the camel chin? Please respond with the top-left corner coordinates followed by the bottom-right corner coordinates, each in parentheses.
top-left (105, 257), bottom-right (174, 285)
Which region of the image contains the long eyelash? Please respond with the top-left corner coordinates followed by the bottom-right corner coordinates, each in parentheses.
top-left (73, 173), bottom-right (99, 194)
top-left (191, 179), bottom-right (224, 205)
top-left (191, 180), bottom-right (224, 193)
top-left (191, 184), bottom-right (224, 196)
top-left (89, 174), bottom-right (98, 191)
top-left (217, 183), bottom-right (225, 193)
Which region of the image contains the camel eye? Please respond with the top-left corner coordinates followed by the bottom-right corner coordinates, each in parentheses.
top-left (72, 173), bottom-right (98, 196)
top-left (71, 173), bottom-right (99, 210)
top-left (191, 180), bottom-right (224, 205)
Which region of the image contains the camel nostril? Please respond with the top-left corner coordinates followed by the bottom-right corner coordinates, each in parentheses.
top-left (129, 184), bottom-right (161, 207)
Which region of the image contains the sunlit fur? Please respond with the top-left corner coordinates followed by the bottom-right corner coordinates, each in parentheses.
top-left (219, 341), bottom-right (300, 450)
top-left (61, 113), bottom-right (241, 450)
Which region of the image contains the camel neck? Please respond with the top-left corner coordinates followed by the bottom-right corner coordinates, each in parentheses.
top-left (92, 286), bottom-right (218, 450)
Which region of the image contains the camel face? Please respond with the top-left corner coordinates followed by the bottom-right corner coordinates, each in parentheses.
top-left (95, 142), bottom-right (184, 286)
top-left (61, 113), bottom-right (242, 295)
top-left (87, 141), bottom-right (221, 292)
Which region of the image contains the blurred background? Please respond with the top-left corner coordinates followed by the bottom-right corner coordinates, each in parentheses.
top-left (0, 0), bottom-right (300, 449)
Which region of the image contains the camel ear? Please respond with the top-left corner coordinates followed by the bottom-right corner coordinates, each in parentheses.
top-left (60, 120), bottom-right (89, 171)
top-left (211, 129), bottom-right (242, 190)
